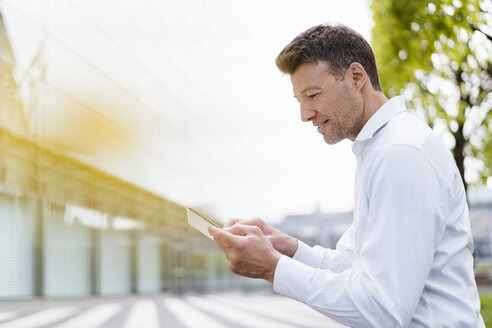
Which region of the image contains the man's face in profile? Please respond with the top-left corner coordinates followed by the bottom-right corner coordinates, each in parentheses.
top-left (291, 61), bottom-right (363, 144)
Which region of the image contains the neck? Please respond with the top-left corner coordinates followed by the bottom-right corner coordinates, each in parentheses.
top-left (362, 90), bottom-right (388, 127)
top-left (350, 89), bottom-right (388, 142)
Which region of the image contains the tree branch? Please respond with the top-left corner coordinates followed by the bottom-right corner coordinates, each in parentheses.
top-left (469, 22), bottom-right (492, 43)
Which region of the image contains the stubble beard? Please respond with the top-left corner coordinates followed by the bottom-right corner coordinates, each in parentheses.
top-left (324, 94), bottom-right (363, 145)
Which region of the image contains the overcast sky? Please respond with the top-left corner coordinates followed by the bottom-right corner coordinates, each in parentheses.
top-left (2, 0), bottom-right (373, 223)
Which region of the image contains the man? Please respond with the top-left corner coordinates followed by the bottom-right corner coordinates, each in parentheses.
top-left (209, 23), bottom-right (484, 327)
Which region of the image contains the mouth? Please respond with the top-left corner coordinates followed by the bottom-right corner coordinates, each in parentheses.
top-left (317, 120), bottom-right (329, 133)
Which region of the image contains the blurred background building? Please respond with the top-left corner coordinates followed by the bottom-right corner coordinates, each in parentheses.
top-left (275, 207), bottom-right (352, 249)
top-left (0, 11), bottom-right (246, 300)
top-left (470, 187), bottom-right (492, 284)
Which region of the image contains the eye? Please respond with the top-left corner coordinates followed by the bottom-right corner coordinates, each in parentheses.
top-left (308, 93), bottom-right (320, 99)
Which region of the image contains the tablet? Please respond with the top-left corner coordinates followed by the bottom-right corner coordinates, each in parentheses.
top-left (187, 208), bottom-right (222, 239)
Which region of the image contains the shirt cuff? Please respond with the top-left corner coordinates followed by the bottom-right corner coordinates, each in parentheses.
top-left (292, 240), bottom-right (320, 268)
top-left (273, 255), bottom-right (317, 302)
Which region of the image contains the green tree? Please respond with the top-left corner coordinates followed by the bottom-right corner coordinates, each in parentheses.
top-left (371, 0), bottom-right (491, 192)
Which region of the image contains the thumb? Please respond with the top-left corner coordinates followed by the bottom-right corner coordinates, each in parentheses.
top-left (208, 225), bottom-right (221, 237)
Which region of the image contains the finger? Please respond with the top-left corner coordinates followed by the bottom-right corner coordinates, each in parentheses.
top-left (211, 227), bottom-right (240, 249)
top-left (236, 217), bottom-right (266, 230)
top-left (225, 224), bottom-right (262, 237)
top-left (224, 218), bottom-right (241, 228)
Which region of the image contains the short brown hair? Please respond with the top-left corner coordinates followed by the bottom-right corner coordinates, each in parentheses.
top-left (275, 23), bottom-right (382, 91)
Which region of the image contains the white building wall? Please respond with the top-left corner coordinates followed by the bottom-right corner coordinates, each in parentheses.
top-left (45, 204), bottom-right (91, 298)
top-left (0, 194), bottom-right (35, 299)
top-left (137, 232), bottom-right (162, 294)
top-left (100, 229), bottom-right (132, 296)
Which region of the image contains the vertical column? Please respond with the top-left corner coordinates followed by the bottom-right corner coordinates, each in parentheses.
top-left (33, 197), bottom-right (45, 297)
top-left (89, 169), bottom-right (100, 296)
top-left (90, 227), bottom-right (101, 296)
top-left (33, 145), bottom-right (45, 298)
top-left (184, 243), bottom-right (193, 293)
top-left (130, 230), bottom-right (138, 294)
top-left (161, 236), bottom-right (172, 293)
top-left (160, 242), bottom-right (168, 292)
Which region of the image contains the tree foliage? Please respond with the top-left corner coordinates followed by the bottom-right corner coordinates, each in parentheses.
top-left (371, 0), bottom-right (492, 191)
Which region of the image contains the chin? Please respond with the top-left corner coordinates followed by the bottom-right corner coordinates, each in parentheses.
top-left (323, 135), bottom-right (342, 145)
top-left (325, 138), bottom-right (341, 145)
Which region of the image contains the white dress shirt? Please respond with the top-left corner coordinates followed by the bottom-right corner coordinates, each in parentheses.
top-left (273, 96), bottom-right (485, 327)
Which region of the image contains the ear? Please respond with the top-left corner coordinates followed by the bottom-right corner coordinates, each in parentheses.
top-left (347, 62), bottom-right (367, 90)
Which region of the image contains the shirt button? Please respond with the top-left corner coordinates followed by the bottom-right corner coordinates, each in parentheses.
top-left (359, 156), bottom-right (364, 162)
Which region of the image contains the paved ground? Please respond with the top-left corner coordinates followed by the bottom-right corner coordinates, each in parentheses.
top-left (0, 291), bottom-right (347, 328)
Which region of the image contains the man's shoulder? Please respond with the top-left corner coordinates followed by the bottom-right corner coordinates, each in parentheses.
top-left (372, 112), bottom-right (458, 181)
top-left (383, 112), bottom-right (434, 148)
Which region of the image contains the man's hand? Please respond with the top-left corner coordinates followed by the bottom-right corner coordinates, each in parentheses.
top-left (224, 217), bottom-right (298, 258)
top-left (208, 224), bottom-right (281, 283)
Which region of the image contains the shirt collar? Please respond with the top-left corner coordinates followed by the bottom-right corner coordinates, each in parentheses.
top-left (352, 96), bottom-right (407, 155)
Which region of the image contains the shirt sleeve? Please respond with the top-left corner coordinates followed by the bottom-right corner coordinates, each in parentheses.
top-left (293, 225), bottom-right (354, 273)
top-left (273, 145), bottom-right (444, 328)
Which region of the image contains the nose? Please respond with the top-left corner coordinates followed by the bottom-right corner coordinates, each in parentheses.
top-left (300, 102), bottom-right (316, 123)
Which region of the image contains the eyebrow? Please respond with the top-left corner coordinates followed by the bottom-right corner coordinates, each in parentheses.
top-left (293, 87), bottom-right (320, 100)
